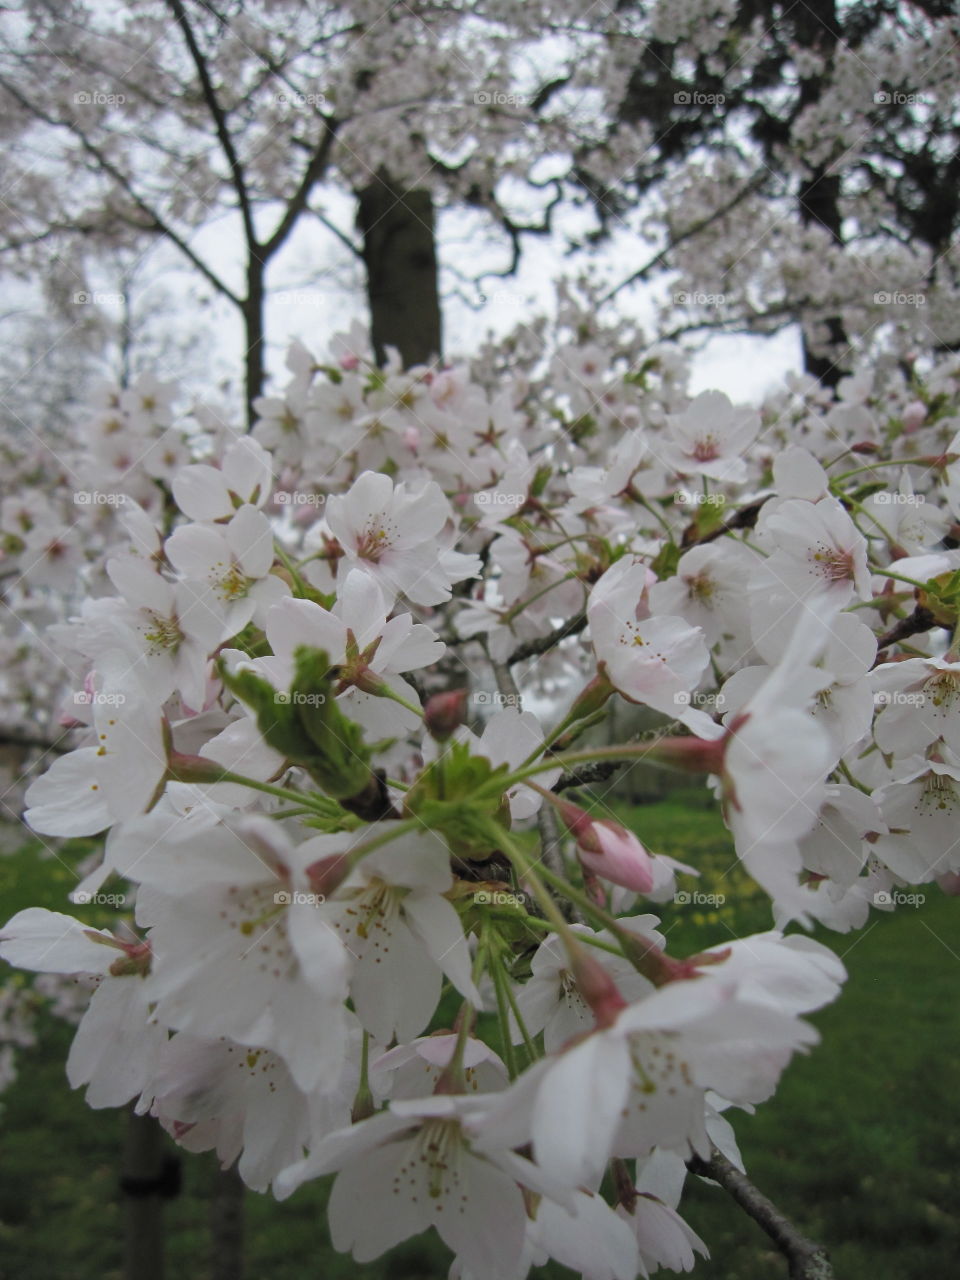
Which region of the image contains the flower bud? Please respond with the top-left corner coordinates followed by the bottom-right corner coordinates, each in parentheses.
top-left (424, 689), bottom-right (470, 742)
top-left (557, 800), bottom-right (655, 894)
top-left (902, 400), bottom-right (928, 433)
top-left (569, 947), bottom-right (627, 1029)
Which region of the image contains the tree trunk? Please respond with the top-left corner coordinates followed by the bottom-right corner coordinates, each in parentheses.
top-left (210, 1162), bottom-right (245, 1280)
top-left (794, 0), bottom-right (848, 388)
top-left (120, 1111), bottom-right (167, 1280)
top-left (243, 256), bottom-right (266, 430)
top-left (357, 170), bottom-right (442, 368)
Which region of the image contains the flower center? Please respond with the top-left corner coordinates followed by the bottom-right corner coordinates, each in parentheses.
top-left (691, 434), bottom-right (721, 462)
top-left (355, 520), bottom-right (395, 562)
top-left (142, 609), bottom-right (184, 655)
top-left (810, 544), bottom-right (855, 583)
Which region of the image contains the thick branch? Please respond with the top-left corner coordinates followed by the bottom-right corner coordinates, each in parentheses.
top-left (264, 121), bottom-right (340, 259)
top-left (687, 1148), bottom-right (834, 1280)
top-left (166, 0), bottom-right (256, 247)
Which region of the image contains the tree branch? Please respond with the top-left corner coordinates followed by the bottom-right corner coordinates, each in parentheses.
top-left (0, 75), bottom-right (240, 308)
top-left (687, 1148), bottom-right (834, 1280)
top-left (166, 0), bottom-right (256, 248)
top-left (508, 611), bottom-right (587, 665)
top-left (263, 120), bottom-right (340, 260)
top-left (600, 170), bottom-right (771, 304)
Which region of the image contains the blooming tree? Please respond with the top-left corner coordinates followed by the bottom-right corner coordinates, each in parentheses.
top-left (3, 307), bottom-right (960, 1277)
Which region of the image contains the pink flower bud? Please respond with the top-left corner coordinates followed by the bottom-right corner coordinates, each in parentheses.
top-left (557, 800), bottom-right (655, 894)
top-left (424, 688), bottom-right (470, 741)
top-left (577, 820), bottom-right (655, 894)
top-left (902, 400), bottom-right (928, 432)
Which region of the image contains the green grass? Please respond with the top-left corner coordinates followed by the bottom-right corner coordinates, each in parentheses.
top-left (0, 807), bottom-right (957, 1279)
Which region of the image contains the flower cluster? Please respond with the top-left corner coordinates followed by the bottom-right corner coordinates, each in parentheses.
top-left (4, 319), bottom-right (960, 1275)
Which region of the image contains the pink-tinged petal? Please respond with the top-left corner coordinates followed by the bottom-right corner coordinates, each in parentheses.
top-left (577, 821), bottom-right (655, 894)
top-left (265, 596), bottom-right (347, 664)
top-left (68, 979), bottom-right (164, 1108)
top-left (532, 1033), bottom-right (631, 1185)
top-left (24, 748), bottom-right (111, 836)
top-left (164, 522), bottom-right (225, 582)
top-left (173, 463), bottom-right (233, 521)
top-left (348, 913), bottom-right (441, 1043)
top-left (228, 505), bottom-right (275, 577)
top-left (222, 438), bottom-right (274, 506)
top-left (107, 555), bottom-right (175, 613)
top-left (439, 1152), bottom-right (527, 1277)
top-left (403, 891), bottom-right (481, 1005)
top-left (335, 568), bottom-right (389, 640)
top-left (534, 1190), bottom-right (640, 1280)
top-left (0, 908), bottom-right (117, 974)
top-left (329, 1142), bottom-right (429, 1260)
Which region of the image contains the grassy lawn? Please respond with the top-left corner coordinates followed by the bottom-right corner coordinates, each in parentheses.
top-left (0, 805), bottom-right (957, 1279)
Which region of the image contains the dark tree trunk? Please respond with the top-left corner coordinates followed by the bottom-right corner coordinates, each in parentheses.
top-left (244, 256), bottom-right (266, 430)
top-left (210, 1162), bottom-right (245, 1280)
top-left (120, 1111), bottom-right (168, 1280)
top-left (794, 0), bottom-right (848, 388)
top-left (357, 170), bottom-right (442, 368)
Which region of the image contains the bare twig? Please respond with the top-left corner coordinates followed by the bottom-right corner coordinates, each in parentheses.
top-left (687, 1148), bottom-right (834, 1280)
top-left (553, 760), bottom-right (624, 792)
top-left (508, 611), bottom-right (587, 665)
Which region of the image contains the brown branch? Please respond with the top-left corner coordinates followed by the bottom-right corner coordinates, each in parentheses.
top-left (874, 604), bottom-right (936, 658)
top-left (553, 760), bottom-right (624, 792)
top-left (165, 0), bottom-right (256, 247)
top-left (508, 611), bottom-right (587, 665)
top-left (263, 120), bottom-right (340, 260)
top-left (687, 1148), bottom-right (834, 1280)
